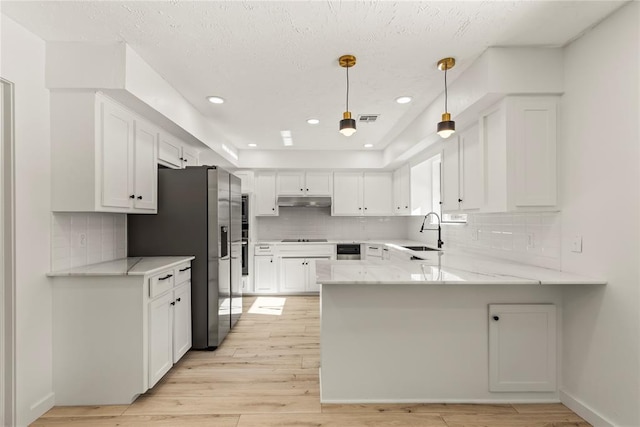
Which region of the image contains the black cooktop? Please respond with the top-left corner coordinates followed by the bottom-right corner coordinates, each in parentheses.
top-left (281, 238), bottom-right (328, 242)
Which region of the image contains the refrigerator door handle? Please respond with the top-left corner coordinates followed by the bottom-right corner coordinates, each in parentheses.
top-left (220, 225), bottom-right (229, 258)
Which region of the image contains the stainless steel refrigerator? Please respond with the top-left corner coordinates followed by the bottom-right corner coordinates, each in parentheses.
top-left (128, 166), bottom-right (242, 350)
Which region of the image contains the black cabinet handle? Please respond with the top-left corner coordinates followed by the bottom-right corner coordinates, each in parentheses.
top-left (272, 208), bottom-right (275, 211)
top-left (176, 297), bottom-right (181, 302)
top-left (270, 259), bottom-right (273, 263)
top-left (158, 274), bottom-right (173, 281)
top-left (458, 198), bottom-right (463, 203)
top-left (493, 315), bottom-right (499, 321)
top-left (405, 206), bottom-right (408, 209)
top-left (137, 196), bottom-right (143, 200)
top-left (306, 188), bottom-right (309, 191)
top-left (179, 157), bottom-right (184, 161)
top-left (170, 301), bottom-right (176, 306)
top-left (129, 194), bottom-right (135, 199)
top-left (179, 266), bottom-right (191, 272)
top-left (184, 159), bottom-right (188, 162)
top-left (300, 188), bottom-right (303, 192)
top-left (358, 207), bottom-right (362, 210)
top-left (439, 201), bottom-right (443, 205)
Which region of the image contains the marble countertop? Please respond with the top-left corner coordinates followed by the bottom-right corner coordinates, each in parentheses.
top-left (48, 256), bottom-right (195, 277)
top-left (254, 239), bottom-right (424, 246)
top-left (316, 250), bottom-right (605, 285)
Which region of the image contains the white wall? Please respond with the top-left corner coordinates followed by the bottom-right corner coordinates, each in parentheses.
top-left (559, 3), bottom-right (639, 426)
top-left (1, 15), bottom-right (55, 426)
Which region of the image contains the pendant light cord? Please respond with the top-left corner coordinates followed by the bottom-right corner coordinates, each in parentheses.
top-left (346, 65), bottom-right (350, 112)
top-left (444, 67), bottom-right (448, 113)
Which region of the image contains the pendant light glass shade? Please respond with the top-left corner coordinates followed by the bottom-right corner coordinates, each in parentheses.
top-left (339, 55), bottom-right (357, 137)
top-left (437, 57), bottom-right (456, 139)
top-left (339, 112), bottom-right (357, 136)
top-left (437, 112), bottom-right (455, 138)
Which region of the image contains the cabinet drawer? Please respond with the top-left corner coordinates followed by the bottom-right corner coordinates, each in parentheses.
top-left (149, 270), bottom-right (175, 298)
top-left (365, 245), bottom-right (382, 258)
top-left (175, 263), bottom-right (192, 285)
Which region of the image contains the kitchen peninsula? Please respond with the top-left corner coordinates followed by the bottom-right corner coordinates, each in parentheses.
top-left (316, 250), bottom-right (605, 404)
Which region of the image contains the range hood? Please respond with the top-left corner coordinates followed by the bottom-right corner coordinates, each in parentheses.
top-left (277, 196), bottom-right (332, 207)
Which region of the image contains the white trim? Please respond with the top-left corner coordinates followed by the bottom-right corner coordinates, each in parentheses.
top-left (29, 392), bottom-right (55, 415)
top-left (319, 398), bottom-right (562, 404)
top-left (559, 389), bottom-right (614, 427)
top-left (1, 77), bottom-right (16, 427)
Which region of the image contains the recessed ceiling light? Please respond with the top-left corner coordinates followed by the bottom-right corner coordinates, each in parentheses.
top-left (396, 96), bottom-right (412, 104)
top-left (364, 144), bottom-right (374, 148)
top-left (207, 96), bottom-right (225, 104)
top-left (307, 118), bottom-right (320, 125)
top-left (248, 143), bottom-right (257, 147)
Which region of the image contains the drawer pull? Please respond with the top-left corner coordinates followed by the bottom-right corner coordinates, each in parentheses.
top-left (158, 274), bottom-right (173, 281)
top-left (176, 297), bottom-right (181, 302)
top-left (179, 267), bottom-right (191, 272)
top-left (170, 301), bottom-right (176, 306)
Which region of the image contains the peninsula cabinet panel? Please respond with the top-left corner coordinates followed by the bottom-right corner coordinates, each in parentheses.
top-left (488, 304), bottom-right (557, 392)
top-left (51, 91), bottom-right (158, 213)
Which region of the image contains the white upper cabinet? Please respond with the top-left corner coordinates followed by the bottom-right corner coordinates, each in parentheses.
top-left (255, 172), bottom-right (278, 216)
top-left (276, 171), bottom-right (332, 196)
top-left (51, 91), bottom-right (158, 213)
top-left (158, 134), bottom-right (199, 169)
top-left (233, 170), bottom-right (255, 193)
top-left (441, 122), bottom-right (484, 213)
top-left (333, 172), bottom-right (392, 216)
top-left (482, 96), bottom-right (558, 212)
top-left (392, 164), bottom-right (411, 215)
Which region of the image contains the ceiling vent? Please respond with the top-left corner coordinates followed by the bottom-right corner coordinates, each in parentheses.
top-left (358, 114), bottom-right (380, 123)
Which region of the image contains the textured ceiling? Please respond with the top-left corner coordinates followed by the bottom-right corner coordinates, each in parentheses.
top-left (1, 1), bottom-right (625, 152)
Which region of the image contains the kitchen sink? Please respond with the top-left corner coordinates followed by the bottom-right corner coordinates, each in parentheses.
top-left (403, 245), bottom-right (440, 251)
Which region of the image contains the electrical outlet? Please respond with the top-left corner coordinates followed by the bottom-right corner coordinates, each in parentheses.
top-left (527, 233), bottom-right (535, 248)
top-left (78, 233), bottom-right (87, 248)
top-left (571, 235), bottom-right (583, 253)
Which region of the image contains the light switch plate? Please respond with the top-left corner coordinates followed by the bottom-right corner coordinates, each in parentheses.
top-left (571, 235), bottom-right (583, 253)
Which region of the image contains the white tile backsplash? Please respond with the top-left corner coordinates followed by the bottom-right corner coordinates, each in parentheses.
top-left (51, 212), bottom-right (127, 271)
top-left (257, 207), bottom-right (408, 241)
top-left (407, 212), bottom-right (562, 269)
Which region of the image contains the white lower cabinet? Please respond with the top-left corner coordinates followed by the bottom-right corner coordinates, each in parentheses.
top-left (254, 255), bottom-right (278, 293)
top-left (280, 257), bottom-right (329, 292)
top-left (51, 259), bottom-right (193, 405)
top-left (488, 304), bottom-right (557, 392)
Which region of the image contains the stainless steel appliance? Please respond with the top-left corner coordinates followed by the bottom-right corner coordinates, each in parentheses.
top-left (127, 166), bottom-right (242, 350)
top-left (337, 243), bottom-right (361, 260)
top-left (241, 194), bottom-right (249, 276)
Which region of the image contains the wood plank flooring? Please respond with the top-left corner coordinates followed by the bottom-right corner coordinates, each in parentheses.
top-left (32, 296), bottom-right (591, 427)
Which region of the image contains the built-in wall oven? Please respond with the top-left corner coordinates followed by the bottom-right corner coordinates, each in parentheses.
top-left (241, 194), bottom-right (249, 275)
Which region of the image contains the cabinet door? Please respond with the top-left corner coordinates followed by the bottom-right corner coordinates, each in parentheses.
top-left (254, 256), bottom-right (277, 293)
top-left (100, 99), bottom-right (134, 209)
top-left (333, 173), bottom-right (362, 215)
top-left (181, 146), bottom-right (198, 168)
top-left (511, 97), bottom-right (557, 207)
top-left (305, 172), bottom-right (333, 196)
top-left (441, 140), bottom-right (460, 212)
top-left (393, 165), bottom-right (410, 215)
top-left (280, 258), bottom-right (307, 292)
top-left (133, 121), bottom-right (158, 211)
top-left (363, 173), bottom-right (393, 216)
top-left (172, 282), bottom-right (192, 363)
top-left (255, 172), bottom-right (278, 216)
top-left (277, 172), bottom-right (305, 196)
top-left (459, 123), bottom-right (483, 211)
top-left (149, 292), bottom-right (173, 388)
top-left (158, 134), bottom-right (182, 169)
top-left (489, 304), bottom-right (557, 392)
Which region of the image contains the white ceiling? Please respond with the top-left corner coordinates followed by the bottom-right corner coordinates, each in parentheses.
top-left (1, 1), bottom-right (625, 153)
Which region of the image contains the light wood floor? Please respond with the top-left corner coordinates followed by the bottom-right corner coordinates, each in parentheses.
top-left (33, 296), bottom-right (590, 427)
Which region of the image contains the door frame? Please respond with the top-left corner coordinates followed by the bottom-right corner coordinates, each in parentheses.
top-left (1, 77), bottom-right (16, 427)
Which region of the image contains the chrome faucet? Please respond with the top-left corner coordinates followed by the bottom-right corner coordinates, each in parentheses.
top-left (419, 211), bottom-right (444, 249)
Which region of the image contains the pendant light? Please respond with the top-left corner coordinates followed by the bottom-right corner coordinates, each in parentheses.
top-left (437, 57), bottom-right (456, 139)
top-left (339, 54), bottom-right (357, 136)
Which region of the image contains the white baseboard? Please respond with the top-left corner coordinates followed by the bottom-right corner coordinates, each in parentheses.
top-left (320, 397), bottom-right (561, 404)
top-left (24, 392), bottom-right (54, 426)
top-left (560, 389), bottom-right (614, 427)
